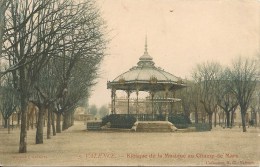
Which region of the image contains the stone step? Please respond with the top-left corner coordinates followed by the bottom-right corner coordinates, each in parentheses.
top-left (137, 125), bottom-right (172, 128)
top-left (137, 126), bottom-right (173, 129)
top-left (86, 121), bottom-right (102, 130)
top-left (136, 129), bottom-right (173, 132)
top-left (131, 121), bottom-right (177, 132)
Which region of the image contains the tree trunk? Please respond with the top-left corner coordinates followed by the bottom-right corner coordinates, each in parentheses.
top-left (222, 111), bottom-right (225, 127)
top-left (62, 112), bottom-right (69, 131)
top-left (35, 111), bottom-right (38, 126)
top-left (30, 112), bottom-right (34, 129)
top-left (43, 112), bottom-right (46, 127)
top-left (19, 67), bottom-right (27, 153)
top-left (259, 111), bottom-right (260, 127)
top-left (52, 111), bottom-right (56, 136)
top-left (12, 114), bottom-right (14, 130)
top-left (241, 111), bottom-right (247, 132)
top-left (71, 112), bottom-right (74, 126)
top-left (218, 113), bottom-right (221, 126)
top-left (62, 113), bottom-right (67, 131)
top-left (194, 110), bottom-right (198, 124)
top-left (47, 108), bottom-right (51, 139)
top-left (214, 112), bottom-right (217, 127)
top-left (8, 118), bottom-right (10, 134)
top-left (226, 111), bottom-right (230, 128)
top-left (4, 118), bottom-right (8, 128)
top-left (36, 105), bottom-right (45, 144)
top-left (255, 112), bottom-right (257, 127)
top-left (208, 113), bottom-right (213, 130)
top-left (56, 112), bottom-right (61, 133)
top-left (19, 100), bottom-right (27, 153)
top-left (26, 112), bottom-right (29, 131)
top-left (17, 112), bottom-right (21, 125)
top-left (231, 110), bottom-right (235, 127)
top-left (68, 112), bottom-right (71, 128)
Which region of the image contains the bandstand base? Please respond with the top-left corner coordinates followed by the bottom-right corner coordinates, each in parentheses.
top-left (131, 121), bottom-right (177, 132)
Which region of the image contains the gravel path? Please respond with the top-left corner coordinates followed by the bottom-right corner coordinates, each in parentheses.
top-left (0, 121), bottom-right (259, 166)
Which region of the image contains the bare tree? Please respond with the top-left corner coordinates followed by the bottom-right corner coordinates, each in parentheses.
top-left (227, 57), bottom-right (257, 132)
top-left (0, 0), bottom-right (10, 57)
top-left (0, 73), bottom-right (19, 130)
top-left (257, 54), bottom-right (260, 79)
top-left (2, 0), bottom-right (106, 152)
top-left (189, 81), bottom-right (204, 124)
top-left (30, 0), bottom-right (106, 142)
top-left (51, 1), bottom-right (106, 131)
top-left (249, 91), bottom-right (258, 127)
top-left (32, 61), bottom-right (58, 143)
top-left (2, 0), bottom-right (67, 152)
top-left (193, 62), bottom-right (222, 130)
top-left (257, 89), bottom-right (260, 127)
top-left (256, 55), bottom-right (260, 127)
top-left (216, 68), bottom-right (238, 128)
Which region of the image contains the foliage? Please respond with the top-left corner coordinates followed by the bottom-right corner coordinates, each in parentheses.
top-left (89, 105), bottom-right (98, 116)
top-left (99, 105), bottom-right (109, 117)
top-left (168, 113), bottom-right (192, 129)
top-left (174, 83), bottom-right (192, 116)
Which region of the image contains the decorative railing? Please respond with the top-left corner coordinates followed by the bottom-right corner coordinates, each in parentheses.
top-left (115, 97), bottom-right (181, 103)
top-left (101, 113), bottom-right (192, 129)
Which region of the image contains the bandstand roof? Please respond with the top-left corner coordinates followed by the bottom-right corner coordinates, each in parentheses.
top-left (107, 38), bottom-right (186, 92)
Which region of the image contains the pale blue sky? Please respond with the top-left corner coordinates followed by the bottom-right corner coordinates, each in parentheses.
top-left (89, 0), bottom-right (259, 107)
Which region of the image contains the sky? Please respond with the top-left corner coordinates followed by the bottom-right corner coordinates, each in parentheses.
top-left (89, 0), bottom-right (260, 108)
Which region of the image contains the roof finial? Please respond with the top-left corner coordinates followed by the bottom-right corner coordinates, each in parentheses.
top-left (145, 35), bottom-right (148, 53)
top-left (139, 34), bottom-right (153, 62)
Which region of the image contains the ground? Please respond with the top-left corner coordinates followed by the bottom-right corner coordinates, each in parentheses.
top-left (0, 122), bottom-right (259, 166)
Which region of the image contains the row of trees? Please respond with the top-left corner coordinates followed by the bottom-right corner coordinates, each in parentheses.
top-left (177, 56), bottom-right (259, 132)
top-left (0, 0), bottom-right (107, 153)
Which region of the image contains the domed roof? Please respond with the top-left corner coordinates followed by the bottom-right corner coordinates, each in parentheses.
top-left (113, 58), bottom-right (180, 83)
top-left (107, 38), bottom-right (185, 91)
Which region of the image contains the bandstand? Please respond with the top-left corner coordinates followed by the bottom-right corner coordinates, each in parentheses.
top-left (107, 38), bottom-right (186, 121)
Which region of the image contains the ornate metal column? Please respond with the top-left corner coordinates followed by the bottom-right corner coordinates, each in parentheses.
top-left (164, 86), bottom-right (169, 121)
top-left (150, 91), bottom-right (155, 119)
top-left (111, 88), bottom-right (116, 114)
top-left (114, 90), bottom-right (116, 114)
top-left (111, 89), bottom-right (113, 114)
top-left (126, 90), bottom-right (131, 115)
top-left (171, 91), bottom-right (175, 114)
top-left (136, 90), bottom-right (139, 120)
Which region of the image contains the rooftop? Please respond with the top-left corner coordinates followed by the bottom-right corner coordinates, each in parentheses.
top-left (107, 37), bottom-right (185, 91)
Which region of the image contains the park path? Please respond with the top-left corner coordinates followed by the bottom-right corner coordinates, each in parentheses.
top-left (0, 121), bottom-right (259, 166)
